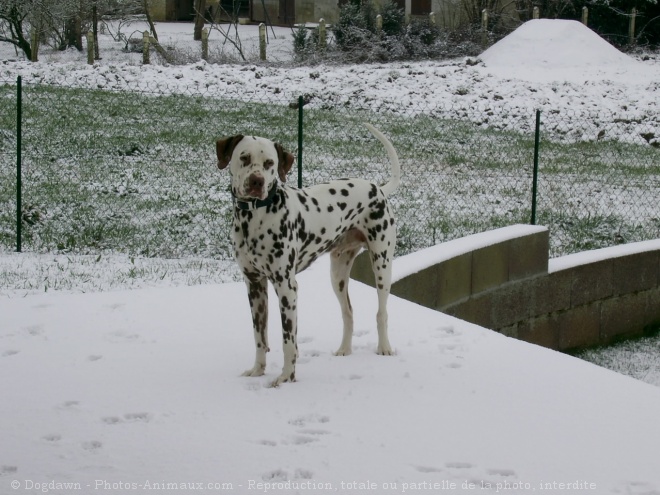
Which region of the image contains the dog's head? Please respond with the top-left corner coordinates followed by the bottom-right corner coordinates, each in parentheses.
top-left (216, 135), bottom-right (295, 201)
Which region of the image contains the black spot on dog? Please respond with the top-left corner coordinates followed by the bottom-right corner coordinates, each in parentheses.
top-left (369, 200), bottom-right (386, 220)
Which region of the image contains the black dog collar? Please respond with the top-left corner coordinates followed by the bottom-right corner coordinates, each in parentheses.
top-left (233, 183), bottom-right (278, 211)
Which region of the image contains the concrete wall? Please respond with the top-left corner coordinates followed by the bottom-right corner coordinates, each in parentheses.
top-left (251, 0), bottom-right (279, 24)
top-left (148, 0), bottom-right (509, 27)
top-left (351, 225), bottom-right (660, 352)
top-left (150, 0), bottom-right (209, 21)
top-left (250, 0), bottom-right (340, 24)
top-left (148, 0), bottom-right (473, 26)
top-left (150, 0), bottom-right (169, 21)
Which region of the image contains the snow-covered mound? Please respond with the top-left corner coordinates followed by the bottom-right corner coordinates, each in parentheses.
top-left (481, 19), bottom-right (638, 69)
top-left (480, 19), bottom-right (648, 82)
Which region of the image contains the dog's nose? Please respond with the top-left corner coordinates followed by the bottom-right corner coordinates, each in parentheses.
top-left (248, 174), bottom-right (265, 191)
top-left (246, 174), bottom-right (266, 198)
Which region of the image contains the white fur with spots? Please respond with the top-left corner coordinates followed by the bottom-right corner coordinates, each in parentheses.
top-left (216, 124), bottom-right (400, 387)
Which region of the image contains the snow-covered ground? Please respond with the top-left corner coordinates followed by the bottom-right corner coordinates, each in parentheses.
top-left (2, 256), bottom-right (660, 495)
top-left (1, 19), bottom-right (660, 494)
top-left (1, 19), bottom-right (659, 139)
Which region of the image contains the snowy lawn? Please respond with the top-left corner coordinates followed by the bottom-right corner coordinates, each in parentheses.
top-left (1, 20), bottom-right (658, 259)
top-left (0, 78), bottom-right (657, 258)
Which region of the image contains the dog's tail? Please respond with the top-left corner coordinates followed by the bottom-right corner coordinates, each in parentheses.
top-left (364, 123), bottom-right (401, 197)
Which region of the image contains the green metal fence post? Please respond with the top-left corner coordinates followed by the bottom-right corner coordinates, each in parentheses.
top-left (531, 109), bottom-right (541, 225)
top-left (297, 95), bottom-right (303, 189)
top-left (16, 75), bottom-right (22, 252)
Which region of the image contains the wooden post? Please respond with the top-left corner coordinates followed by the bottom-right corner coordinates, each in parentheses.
top-left (143, 31), bottom-right (150, 64)
top-left (201, 28), bottom-right (209, 61)
top-left (629, 8), bottom-right (636, 45)
top-left (259, 23), bottom-right (266, 61)
top-left (376, 14), bottom-right (383, 33)
top-left (86, 31), bottom-right (94, 65)
top-left (429, 12), bottom-right (436, 26)
top-left (533, 6), bottom-right (540, 19)
top-left (582, 6), bottom-right (588, 26)
top-left (318, 19), bottom-right (327, 51)
top-left (481, 9), bottom-right (488, 47)
top-left (30, 30), bottom-right (38, 62)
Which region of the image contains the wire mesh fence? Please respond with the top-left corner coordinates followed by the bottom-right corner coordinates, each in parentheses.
top-left (534, 111), bottom-right (659, 254)
top-left (0, 75), bottom-right (658, 260)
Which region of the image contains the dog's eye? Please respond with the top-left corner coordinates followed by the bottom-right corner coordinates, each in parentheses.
top-left (264, 159), bottom-right (274, 169)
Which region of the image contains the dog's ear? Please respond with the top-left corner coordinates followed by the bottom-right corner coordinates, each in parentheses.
top-left (275, 143), bottom-right (295, 182)
top-left (216, 135), bottom-right (244, 170)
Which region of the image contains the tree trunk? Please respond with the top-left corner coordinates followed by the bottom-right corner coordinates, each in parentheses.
top-left (2, 5), bottom-right (32, 59)
top-left (93, 4), bottom-right (100, 59)
top-left (64, 16), bottom-right (83, 50)
top-left (194, 0), bottom-right (207, 41)
top-left (143, 0), bottom-right (159, 41)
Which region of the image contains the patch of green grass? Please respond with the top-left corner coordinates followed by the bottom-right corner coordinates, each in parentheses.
top-left (20, 84), bottom-right (298, 157)
top-left (542, 212), bottom-right (652, 254)
top-left (573, 327), bottom-right (660, 387)
top-left (0, 82), bottom-right (658, 259)
top-left (541, 139), bottom-right (659, 177)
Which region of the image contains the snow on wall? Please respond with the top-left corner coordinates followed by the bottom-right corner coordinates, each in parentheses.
top-left (357, 225), bottom-right (660, 351)
top-left (391, 224), bottom-right (548, 283)
top-left (550, 238), bottom-right (660, 273)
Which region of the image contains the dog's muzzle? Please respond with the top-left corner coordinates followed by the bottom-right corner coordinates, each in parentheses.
top-left (243, 173), bottom-right (266, 199)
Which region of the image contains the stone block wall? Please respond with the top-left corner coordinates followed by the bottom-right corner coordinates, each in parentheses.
top-left (149, 0), bottom-right (168, 21)
top-left (351, 225), bottom-right (660, 352)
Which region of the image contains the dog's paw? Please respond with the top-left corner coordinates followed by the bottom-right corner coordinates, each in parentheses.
top-left (334, 347), bottom-right (352, 357)
top-left (377, 345), bottom-right (395, 356)
top-left (241, 364), bottom-right (266, 378)
top-left (270, 373), bottom-right (296, 388)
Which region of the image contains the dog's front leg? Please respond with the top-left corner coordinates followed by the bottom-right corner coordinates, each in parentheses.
top-left (270, 277), bottom-right (299, 387)
top-left (242, 274), bottom-right (269, 377)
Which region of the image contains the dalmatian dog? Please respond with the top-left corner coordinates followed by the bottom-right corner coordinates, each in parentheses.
top-left (216, 123), bottom-right (400, 387)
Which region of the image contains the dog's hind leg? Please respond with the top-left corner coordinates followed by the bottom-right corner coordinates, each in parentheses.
top-left (331, 248), bottom-right (361, 356)
top-left (370, 248), bottom-right (394, 356)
